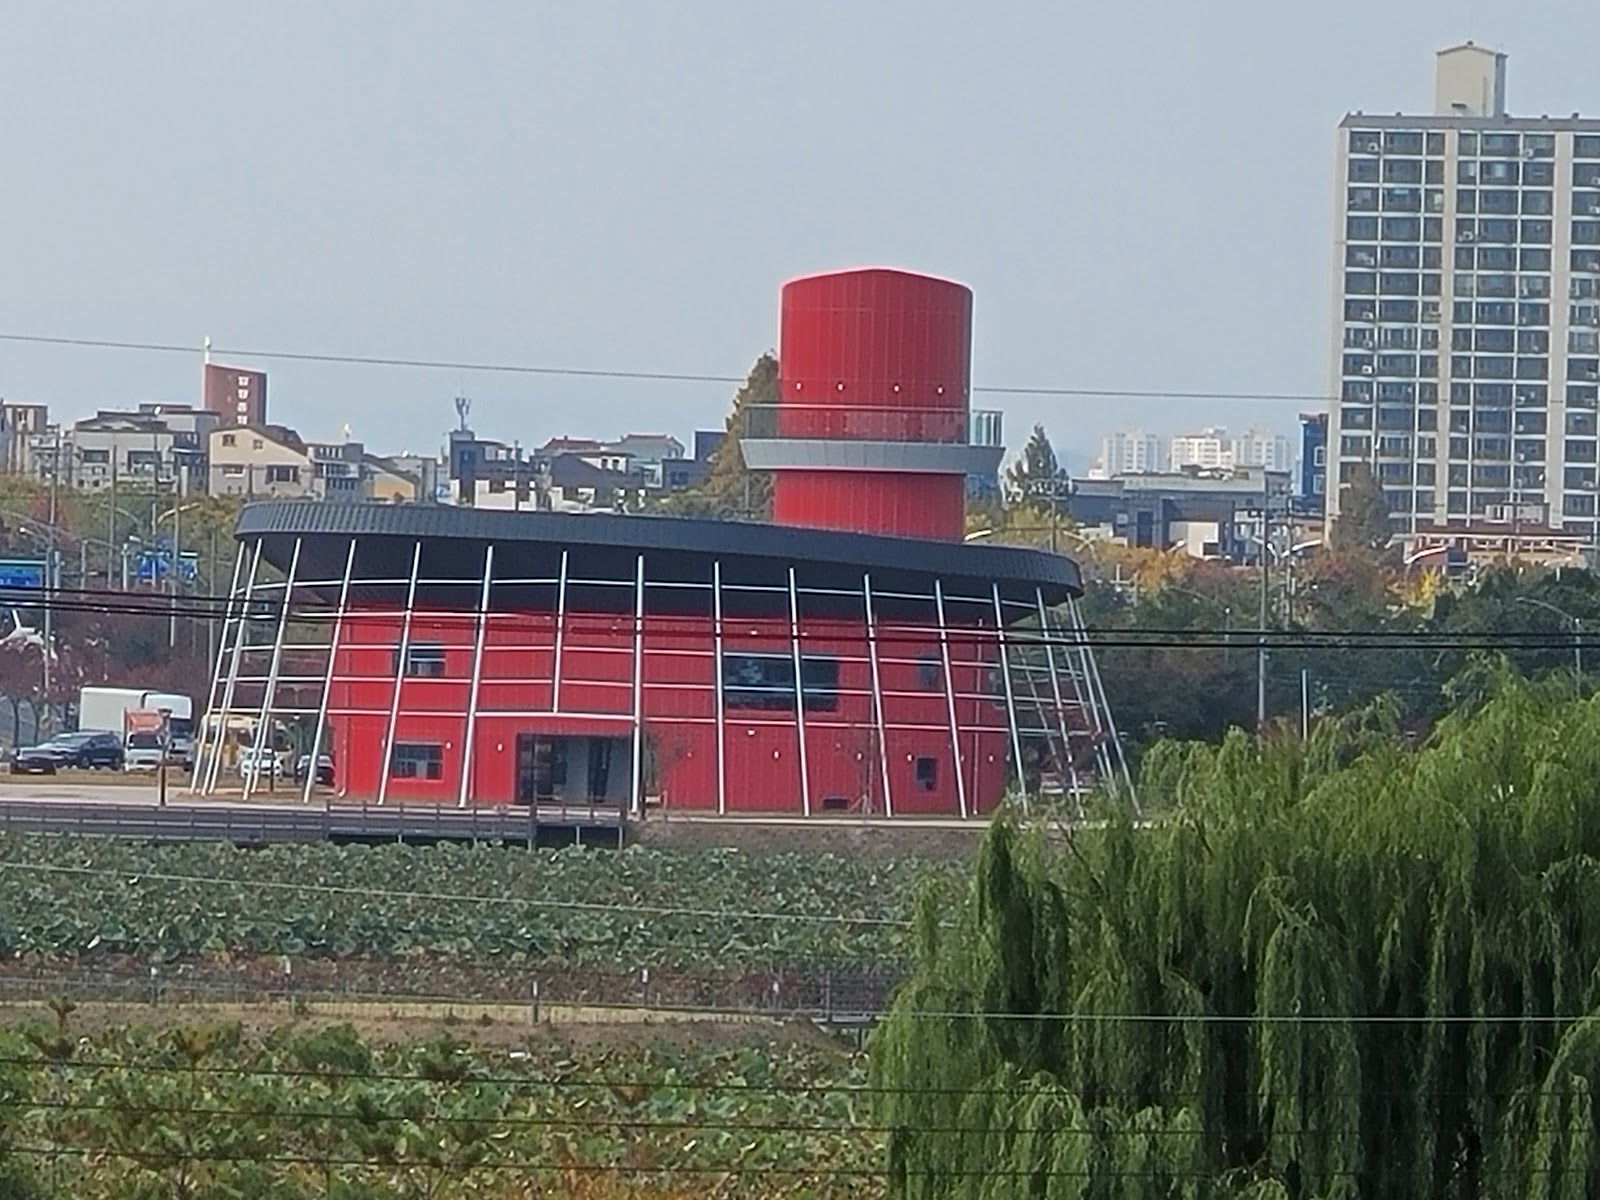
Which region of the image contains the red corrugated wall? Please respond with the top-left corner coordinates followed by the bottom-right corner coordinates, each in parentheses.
top-left (326, 606), bottom-right (1008, 814)
top-left (774, 269), bottom-right (973, 541)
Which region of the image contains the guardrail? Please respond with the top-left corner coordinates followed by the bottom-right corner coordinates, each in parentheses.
top-left (0, 797), bottom-right (625, 847)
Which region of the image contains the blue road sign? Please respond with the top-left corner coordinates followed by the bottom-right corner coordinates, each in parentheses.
top-left (136, 549), bottom-right (198, 584)
top-left (0, 559), bottom-right (45, 593)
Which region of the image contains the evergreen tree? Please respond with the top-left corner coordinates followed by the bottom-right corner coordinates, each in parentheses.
top-left (872, 673), bottom-right (1600, 1198)
top-left (1004, 424), bottom-right (1074, 514)
top-left (655, 353), bottom-right (776, 520)
top-left (1333, 459), bottom-right (1394, 556)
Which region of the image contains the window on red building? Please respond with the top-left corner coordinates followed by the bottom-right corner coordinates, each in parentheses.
top-left (722, 653), bottom-right (839, 711)
top-left (391, 744), bottom-right (443, 780)
top-left (392, 643), bottom-right (447, 678)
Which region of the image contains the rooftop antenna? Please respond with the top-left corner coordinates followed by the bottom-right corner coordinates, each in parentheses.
top-left (454, 394), bottom-right (471, 432)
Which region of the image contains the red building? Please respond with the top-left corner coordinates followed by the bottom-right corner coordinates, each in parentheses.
top-left (203, 362), bottom-right (268, 427)
top-left (194, 269), bottom-right (1124, 817)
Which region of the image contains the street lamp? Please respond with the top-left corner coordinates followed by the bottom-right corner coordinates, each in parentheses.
top-left (154, 501), bottom-right (205, 647)
top-left (1162, 585), bottom-right (1234, 665)
top-left (966, 523), bottom-right (1103, 563)
top-left (1514, 595), bottom-right (1583, 687)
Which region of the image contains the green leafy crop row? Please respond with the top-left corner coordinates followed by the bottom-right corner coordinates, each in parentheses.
top-left (0, 838), bottom-right (956, 972)
top-left (0, 1018), bottom-right (878, 1199)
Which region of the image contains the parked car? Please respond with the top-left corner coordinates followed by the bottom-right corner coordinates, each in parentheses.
top-left (10, 731), bottom-right (125, 774)
top-left (123, 729), bottom-right (169, 773)
top-left (293, 753), bottom-right (335, 787)
top-left (235, 745), bottom-right (286, 780)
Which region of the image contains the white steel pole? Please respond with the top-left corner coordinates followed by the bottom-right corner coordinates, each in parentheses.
top-left (191, 539), bottom-right (247, 794)
top-left (861, 572), bottom-right (894, 819)
top-left (376, 540), bottom-right (423, 806)
top-left (628, 554), bottom-right (646, 817)
top-left (243, 538), bottom-right (301, 803)
top-left (551, 548), bottom-right (569, 712)
top-left (933, 580), bottom-right (969, 821)
top-left (787, 565), bottom-right (811, 819)
top-left (301, 538), bottom-right (357, 805)
top-left (711, 559), bottom-right (727, 817)
top-left (992, 583), bottom-right (1029, 814)
top-left (1035, 587), bottom-right (1083, 813)
top-left (204, 539), bottom-right (262, 794)
top-left (457, 543), bottom-right (496, 808)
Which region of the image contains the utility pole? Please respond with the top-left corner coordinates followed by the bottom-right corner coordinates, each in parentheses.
top-left (1577, 617), bottom-right (1584, 689)
top-left (1256, 498), bottom-right (1269, 730)
top-left (107, 453), bottom-right (117, 587)
top-left (42, 426), bottom-right (60, 733)
top-left (169, 499), bottom-right (181, 647)
top-left (208, 524), bottom-right (218, 669)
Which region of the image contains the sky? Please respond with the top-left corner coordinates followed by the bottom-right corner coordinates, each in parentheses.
top-left (2, 0), bottom-right (1597, 472)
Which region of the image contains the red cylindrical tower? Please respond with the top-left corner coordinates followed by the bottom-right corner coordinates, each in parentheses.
top-left (740, 267), bottom-right (1002, 541)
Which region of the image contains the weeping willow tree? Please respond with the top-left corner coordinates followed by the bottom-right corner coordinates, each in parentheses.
top-left (873, 670), bottom-right (1600, 1199)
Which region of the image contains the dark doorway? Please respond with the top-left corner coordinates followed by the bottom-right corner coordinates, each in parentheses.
top-left (515, 735), bottom-right (567, 806)
top-left (514, 734), bottom-right (624, 806)
top-left (587, 738), bottom-right (613, 799)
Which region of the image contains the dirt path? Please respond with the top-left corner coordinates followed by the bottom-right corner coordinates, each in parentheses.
top-left (0, 996), bottom-right (823, 1050)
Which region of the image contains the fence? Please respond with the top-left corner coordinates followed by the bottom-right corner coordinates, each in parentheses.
top-left (0, 959), bottom-right (903, 1029)
top-left (0, 796), bottom-right (625, 847)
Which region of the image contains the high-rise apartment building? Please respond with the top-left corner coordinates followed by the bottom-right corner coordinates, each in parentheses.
top-left (1091, 429), bottom-right (1165, 478)
top-left (1327, 44), bottom-right (1600, 543)
top-left (1231, 427), bottom-right (1295, 472)
top-left (1168, 428), bottom-right (1229, 471)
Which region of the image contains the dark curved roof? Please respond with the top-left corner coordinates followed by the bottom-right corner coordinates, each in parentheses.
top-left (233, 501), bottom-right (1083, 613)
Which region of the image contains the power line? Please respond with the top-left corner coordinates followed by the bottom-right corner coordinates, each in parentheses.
top-left (12, 583), bottom-right (1600, 651)
top-left (0, 331), bottom-right (1332, 404)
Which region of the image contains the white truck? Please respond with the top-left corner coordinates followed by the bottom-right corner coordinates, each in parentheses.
top-left (77, 687), bottom-right (195, 769)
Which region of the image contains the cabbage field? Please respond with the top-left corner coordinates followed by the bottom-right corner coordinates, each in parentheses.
top-left (0, 836), bottom-right (954, 1005)
top-left (0, 1016), bottom-right (878, 1199)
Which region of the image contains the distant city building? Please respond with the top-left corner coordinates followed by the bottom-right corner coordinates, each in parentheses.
top-left (1230, 427), bottom-right (1295, 472)
top-left (0, 402), bottom-right (49, 476)
top-left (1300, 413), bottom-right (1328, 503)
top-left (1071, 466), bottom-right (1294, 562)
top-left (1090, 429), bottom-right (1165, 479)
top-left (447, 427), bottom-right (544, 508)
top-left (363, 453), bottom-right (425, 503)
top-left (65, 403), bottom-right (217, 494)
top-left (604, 433), bottom-right (685, 487)
top-left (384, 453), bottom-right (445, 503)
top-left (1169, 428), bottom-right (1235, 472)
top-left (209, 425), bottom-right (421, 501)
top-left (449, 416), bottom-right (709, 511)
top-left (18, 403), bottom-right (216, 494)
top-left (693, 429), bottom-right (727, 463)
top-left (1326, 44), bottom-right (1600, 548)
top-left (202, 363), bottom-right (268, 427)
top-left (209, 425), bottom-right (311, 498)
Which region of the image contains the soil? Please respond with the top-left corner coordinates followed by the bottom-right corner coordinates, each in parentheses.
top-left (0, 997), bottom-right (835, 1052)
top-left (628, 815), bottom-right (982, 860)
top-left (0, 952), bottom-right (902, 1019)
